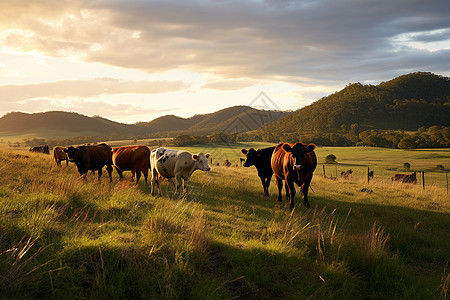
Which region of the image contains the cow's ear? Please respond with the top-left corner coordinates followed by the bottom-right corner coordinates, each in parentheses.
top-left (256, 149), bottom-right (262, 156)
top-left (241, 149), bottom-right (248, 155)
top-left (192, 154), bottom-right (199, 160)
top-left (305, 144), bottom-right (316, 152)
top-left (282, 144), bottom-right (293, 152)
top-left (205, 153), bottom-right (210, 158)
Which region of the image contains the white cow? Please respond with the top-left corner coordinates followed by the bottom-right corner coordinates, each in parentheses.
top-left (150, 147), bottom-right (211, 195)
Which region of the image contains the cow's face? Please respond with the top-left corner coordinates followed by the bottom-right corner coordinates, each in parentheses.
top-left (282, 143), bottom-right (316, 171)
top-left (241, 148), bottom-right (261, 167)
top-left (64, 146), bottom-right (79, 163)
top-left (192, 153), bottom-right (211, 171)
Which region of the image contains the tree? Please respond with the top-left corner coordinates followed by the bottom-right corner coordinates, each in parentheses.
top-left (398, 138), bottom-right (415, 149)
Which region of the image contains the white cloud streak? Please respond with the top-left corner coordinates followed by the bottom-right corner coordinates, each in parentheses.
top-left (1, 0), bottom-right (449, 85)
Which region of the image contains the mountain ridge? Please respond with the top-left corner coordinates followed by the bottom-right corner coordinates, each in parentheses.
top-left (0, 106), bottom-right (288, 138)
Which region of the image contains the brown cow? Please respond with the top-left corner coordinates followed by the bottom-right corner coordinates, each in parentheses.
top-left (30, 144), bottom-right (49, 154)
top-left (112, 145), bottom-right (150, 185)
top-left (392, 172), bottom-right (417, 184)
top-left (53, 146), bottom-right (68, 166)
top-left (64, 143), bottom-right (113, 182)
top-left (271, 142), bottom-right (317, 209)
top-left (340, 169), bottom-right (353, 179)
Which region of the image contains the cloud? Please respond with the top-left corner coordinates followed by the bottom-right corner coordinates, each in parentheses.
top-left (202, 79), bottom-right (260, 90)
top-left (1, 0), bottom-right (450, 85)
top-left (0, 78), bottom-right (190, 103)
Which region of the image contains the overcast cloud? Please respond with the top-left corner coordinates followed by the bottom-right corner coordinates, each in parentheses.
top-left (0, 0), bottom-right (449, 123)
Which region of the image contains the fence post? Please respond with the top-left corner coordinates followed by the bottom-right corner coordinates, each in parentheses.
top-left (422, 171), bottom-right (425, 190)
top-left (368, 167), bottom-right (370, 184)
top-left (335, 166), bottom-right (337, 178)
top-left (323, 165), bottom-right (326, 177)
top-left (446, 172), bottom-right (448, 194)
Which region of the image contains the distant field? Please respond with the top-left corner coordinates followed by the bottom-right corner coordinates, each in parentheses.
top-left (146, 142), bottom-right (450, 190)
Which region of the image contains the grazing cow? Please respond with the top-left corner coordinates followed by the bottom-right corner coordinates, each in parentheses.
top-left (150, 147), bottom-right (210, 195)
top-left (64, 143), bottom-right (113, 182)
top-left (223, 160), bottom-right (231, 167)
top-left (112, 145), bottom-right (150, 185)
top-left (241, 146), bottom-right (276, 197)
top-left (271, 142), bottom-right (317, 209)
top-left (30, 145), bottom-right (50, 154)
top-left (392, 172), bottom-right (417, 184)
top-left (53, 146), bottom-right (68, 166)
top-left (340, 169), bottom-right (353, 179)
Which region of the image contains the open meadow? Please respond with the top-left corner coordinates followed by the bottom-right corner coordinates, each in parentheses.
top-left (0, 144), bottom-right (449, 299)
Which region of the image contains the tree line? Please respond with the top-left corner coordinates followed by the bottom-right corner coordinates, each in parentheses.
top-left (257, 125), bottom-right (449, 149)
top-left (9, 125), bottom-right (448, 150)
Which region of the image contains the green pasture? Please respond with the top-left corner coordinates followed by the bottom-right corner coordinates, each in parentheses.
top-left (0, 145), bottom-right (449, 299)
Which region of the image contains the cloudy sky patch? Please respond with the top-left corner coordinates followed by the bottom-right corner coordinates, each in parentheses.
top-left (0, 0), bottom-right (449, 123)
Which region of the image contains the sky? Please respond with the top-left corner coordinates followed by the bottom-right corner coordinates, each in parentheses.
top-left (1, 0), bottom-right (449, 124)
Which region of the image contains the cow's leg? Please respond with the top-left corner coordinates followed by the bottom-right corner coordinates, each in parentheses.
top-left (302, 176), bottom-right (312, 208)
top-left (97, 168), bottom-right (103, 181)
top-left (275, 176), bottom-right (283, 202)
top-left (264, 174), bottom-right (272, 197)
top-left (115, 166), bottom-right (123, 181)
top-left (142, 168), bottom-right (148, 185)
top-left (174, 174), bottom-right (183, 194)
top-left (131, 170), bottom-right (135, 182)
top-left (285, 178), bottom-right (296, 210)
top-left (135, 170), bottom-right (141, 185)
top-left (284, 182), bottom-right (289, 201)
top-left (106, 164), bottom-right (113, 182)
top-left (150, 168), bottom-right (161, 195)
top-left (260, 176), bottom-right (267, 197)
top-left (65, 159), bottom-right (68, 166)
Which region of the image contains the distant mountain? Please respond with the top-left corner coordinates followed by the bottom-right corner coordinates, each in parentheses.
top-left (264, 72), bottom-right (450, 134)
top-left (0, 111), bottom-right (134, 136)
top-left (0, 106), bottom-right (288, 138)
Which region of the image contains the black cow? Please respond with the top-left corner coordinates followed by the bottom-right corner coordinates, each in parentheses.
top-left (29, 144), bottom-right (50, 154)
top-left (241, 146), bottom-right (275, 197)
top-left (64, 143), bottom-right (113, 182)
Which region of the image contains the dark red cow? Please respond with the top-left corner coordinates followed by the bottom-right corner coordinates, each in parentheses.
top-left (271, 142), bottom-right (317, 209)
top-left (392, 172), bottom-right (417, 184)
top-left (112, 145), bottom-right (150, 185)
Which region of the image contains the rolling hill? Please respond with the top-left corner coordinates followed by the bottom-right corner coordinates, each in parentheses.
top-left (264, 72), bottom-right (450, 134)
top-left (0, 106), bottom-right (288, 138)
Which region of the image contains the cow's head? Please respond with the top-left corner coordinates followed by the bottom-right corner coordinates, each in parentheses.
top-left (64, 146), bottom-right (79, 163)
top-left (241, 148), bottom-right (261, 167)
top-left (192, 153), bottom-right (211, 171)
top-left (282, 143), bottom-right (316, 171)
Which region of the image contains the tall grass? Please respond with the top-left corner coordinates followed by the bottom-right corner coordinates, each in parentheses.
top-left (0, 148), bottom-right (449, 298)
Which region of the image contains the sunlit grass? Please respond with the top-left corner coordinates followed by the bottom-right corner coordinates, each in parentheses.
top-left (0, 147), bottom-right (449, 298)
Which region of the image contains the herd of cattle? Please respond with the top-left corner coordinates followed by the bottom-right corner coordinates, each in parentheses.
top-left (30, 142), bottom-right (417, 209)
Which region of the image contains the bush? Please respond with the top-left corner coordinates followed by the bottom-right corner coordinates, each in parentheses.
top-left (403, 162), bottom-right (411, 170)
top-left (325, 154), bottom-right (337, 164)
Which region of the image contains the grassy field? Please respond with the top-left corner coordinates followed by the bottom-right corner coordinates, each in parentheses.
top-left (0, 144), bottom-right (449, 299)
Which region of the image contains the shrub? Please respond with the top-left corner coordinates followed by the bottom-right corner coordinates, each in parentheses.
top-left (325, 154), bottom-right (337, 164)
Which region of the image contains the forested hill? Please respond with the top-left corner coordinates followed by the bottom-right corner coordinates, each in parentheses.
top-left (264, 72), bottom-right (450, 134)
top-left (0, 106), bottom-right (287, 138)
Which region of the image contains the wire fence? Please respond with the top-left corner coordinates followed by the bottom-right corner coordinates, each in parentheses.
top-left (318, 163), bottom-right (449, 194)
